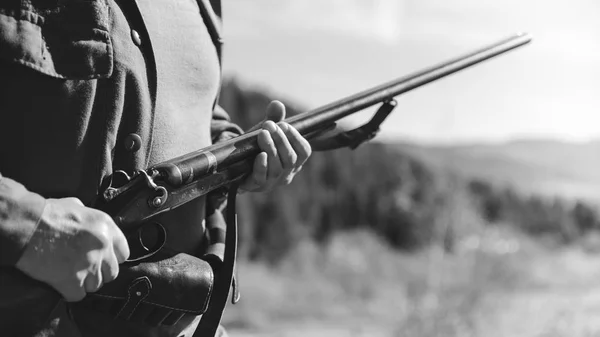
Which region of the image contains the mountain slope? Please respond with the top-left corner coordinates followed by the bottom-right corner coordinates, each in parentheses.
top-left (397, 139), bottom-right (600, 202)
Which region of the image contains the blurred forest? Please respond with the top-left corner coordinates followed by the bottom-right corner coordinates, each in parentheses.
top-left (218, 78), bottom-right (600, 263)
top-left (218, 78), bottom-right (600, 337)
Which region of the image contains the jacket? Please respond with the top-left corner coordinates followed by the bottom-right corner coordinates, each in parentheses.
top-left (0, 0), bottom-right (241, 335)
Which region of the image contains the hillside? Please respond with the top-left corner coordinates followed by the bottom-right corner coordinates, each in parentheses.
top-left (217, 78), bottom-right (600, 336)
top-left (398, 140), bottom-right (600, 203)
top-left (218, 78), bottom-right (600, 255)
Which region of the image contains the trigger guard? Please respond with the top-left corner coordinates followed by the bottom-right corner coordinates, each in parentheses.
top-left (125, 223), bottom-right (167, 263)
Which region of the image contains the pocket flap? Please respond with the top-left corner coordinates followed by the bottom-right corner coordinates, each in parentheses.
top-left (91, 250), bottom-right (214, 316)
top-left (0, 1), bottom-right (113, 79)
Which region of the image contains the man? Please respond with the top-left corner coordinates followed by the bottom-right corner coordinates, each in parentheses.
top-left (0, 0), bottom-right (311, 336)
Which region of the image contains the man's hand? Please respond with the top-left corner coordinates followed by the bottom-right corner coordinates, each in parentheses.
top-left (15, 198), bottom-right (129, 302)
top-left (240, 100), bottom-right (312, 192)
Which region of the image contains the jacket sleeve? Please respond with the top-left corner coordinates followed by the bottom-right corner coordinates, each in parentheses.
top-left (0, 173), bottom-right (46, 266)
top-left (210, 104), bottom-right (243, 144)
top-left (208, 105), bottom-right (243, 211)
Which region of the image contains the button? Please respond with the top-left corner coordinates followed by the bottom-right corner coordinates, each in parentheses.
top-left (124, 133), bottom-right (142, 152)
top-left (131, 29), bottom-right (142, 47)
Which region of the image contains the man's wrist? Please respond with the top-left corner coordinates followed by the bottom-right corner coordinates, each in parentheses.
top-left (0, 176), bottom-right (47, 266)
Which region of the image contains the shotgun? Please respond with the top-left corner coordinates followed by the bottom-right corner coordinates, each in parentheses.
top-left (99, 33), bottom-right (532, 243)
top-left (89, 33), bottom-right (532, 335)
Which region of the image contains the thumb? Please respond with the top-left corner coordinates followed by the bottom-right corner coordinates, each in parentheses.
top-left (247, 100), bottom-right (287, 132)
top-left (265, 100), bottom-right (286, 122)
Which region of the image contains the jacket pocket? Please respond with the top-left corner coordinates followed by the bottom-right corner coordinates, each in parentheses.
top-left (0, 0), bottom-right (113, 79)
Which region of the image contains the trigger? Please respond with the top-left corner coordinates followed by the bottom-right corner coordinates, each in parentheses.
top-left (125, 223), bottom-right (167, 262)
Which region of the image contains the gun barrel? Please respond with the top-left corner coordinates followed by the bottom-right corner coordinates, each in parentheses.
top-left (152, 33), bottom-right (532, 187)
top-left (286, 33), bottom-right (532, 134)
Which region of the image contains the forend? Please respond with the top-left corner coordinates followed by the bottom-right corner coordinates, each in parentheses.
top-left (150, 131), bottom-right (262, 187)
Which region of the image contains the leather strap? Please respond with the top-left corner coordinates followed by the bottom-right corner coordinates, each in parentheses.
top-left (193, 2), bottom-right (240, 334)
top-left (309, 100), bottom-right (397, 151)
top-left (197, 0), bottom-right (225, 114)
top-left (198, 0), bottom-right (223, 64)
top-left (193, 183), bottom-right (239, 336)
top-left (116, 277), bottom-right (152, 320)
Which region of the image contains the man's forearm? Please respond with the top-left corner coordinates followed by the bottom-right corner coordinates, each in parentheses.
top-left (0, 173), bottom-right (46, 266)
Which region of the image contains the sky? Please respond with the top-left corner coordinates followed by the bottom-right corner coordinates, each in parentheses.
top-left (221, 0), bottom-right (600, 144)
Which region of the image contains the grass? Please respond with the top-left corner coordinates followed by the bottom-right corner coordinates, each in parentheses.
top-left (221, 225), bottom-right (600, 337)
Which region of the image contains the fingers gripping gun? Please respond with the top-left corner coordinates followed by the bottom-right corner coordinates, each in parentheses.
top-left (96, 33), bottom-right (532, 334)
